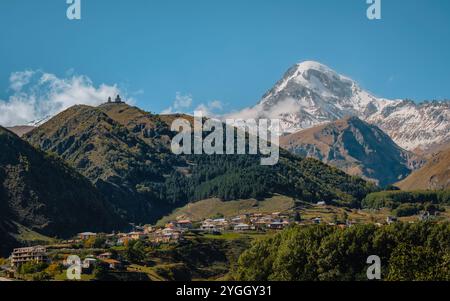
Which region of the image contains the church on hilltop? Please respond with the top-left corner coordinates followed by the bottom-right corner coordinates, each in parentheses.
top-left (107, 95), bottom-right (124, 104)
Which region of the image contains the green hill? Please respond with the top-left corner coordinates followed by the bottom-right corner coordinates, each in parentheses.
top-left (0, 127), bottom-right (123, 256)
top-left (25, 103), bottom-right (377, 225)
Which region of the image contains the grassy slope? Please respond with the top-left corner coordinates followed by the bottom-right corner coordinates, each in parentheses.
top-left (157, 194), bottom-right (295, 225)
top-left (397, 147), bottom-right (450, 190)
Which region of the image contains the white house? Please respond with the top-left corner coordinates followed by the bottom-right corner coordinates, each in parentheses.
top-left (234, 223), bottom-right (251, 232)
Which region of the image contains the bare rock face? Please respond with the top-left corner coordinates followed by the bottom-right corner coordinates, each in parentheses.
top-left (280, 116), bottom-right (425, 187)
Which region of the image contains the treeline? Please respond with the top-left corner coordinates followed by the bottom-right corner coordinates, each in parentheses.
top-left (362, 190), bottom-right (450, 209)
top-left (162, 152), bottom-right (376, 207)
top-left (234, 222), bottom-right (450, 281)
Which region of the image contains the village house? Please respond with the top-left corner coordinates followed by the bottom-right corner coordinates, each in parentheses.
top-left (151, 227), bottom-right (183, 244)
top-left (252, 215), bottom-right (273, 228)
top-left (200, 221), bottom-right (218, 233)
top-left (117, 236), bottom-right (129, 246)
top-left (10, 246), bottom-right (48, 268)
top-left (386, 216), bottom-right (398, 225)
top-left (231, 215), bottom-right (249, 225)
top-left (234, 223), bottom-right (251, 232)
top-left (174, 220), bottom-right (193, 230)
top-left (419, 211), bottom-right (431, 222)
top-left (267, 221), bottom-right (284, 230)
top-left (129, 232), bottom-right (147, 240)
top-left (312, 217), bottom-right (322, 225)
top-left (101, 258), bottom-right (123, 270)
top-left (267, 221), bottom-right (290, 230)
top-left (200, 218), bottom-right (229, 232)
top-left (97, 252), bottom-right (113, 260)
top-left (82, 257), bottom-right (97, 269)
top-left (144, 225), bottom-right (155, 234)
top-left (212, 218), bottom-right (229, 228)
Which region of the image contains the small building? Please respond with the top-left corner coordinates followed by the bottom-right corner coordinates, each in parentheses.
top-left (129, 232), bottom-right (146, 240)
top-left (267, 221), bottom-right (285, 230)
top-left (234, 223), bottom-right (251, 232)
top-left (175, 220), bottom-right (193, 230)
top-left (97, 252), bottom-right (112, 260)
top-left (82, 258), bottom-right (97, 272)
top-left (101, 259), bottom-right (122, 270)
top-left (78, 232), bottom-right (97, 240)
top-left (317, 201), bottom-right (327, 206)
top-left (144, 226), bottom-right (155, 234)
top-left (386, 216), bottom-right (398, 225)
top-left (312, 217), bottom-right (322, 225)
top-left (10, 246), bottom-right (48, 268)
top-left (419, 211), bottom-right (431, 222)
top-left (152, 228), bottom-right (182, 243)
top-left (115, 95), bottom-right (123, 103)
top-left (117, 236), bottom-right (130, 245)
top-left (200, 222), bottom-right (218, 233)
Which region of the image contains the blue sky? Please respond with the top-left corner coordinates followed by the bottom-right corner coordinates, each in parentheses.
top-left (0, 0), bottom-right (449, 123)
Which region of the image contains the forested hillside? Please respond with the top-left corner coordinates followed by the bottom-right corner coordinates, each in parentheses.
top-left (25, 103), bottom-right (377, 224)
top-left (0, 127), bottom-right (124, 256)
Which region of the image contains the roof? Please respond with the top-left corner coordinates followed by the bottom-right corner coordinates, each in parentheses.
top-left (84, 258), bottom-right (97, 262)
top-left (177, 220), bottom-right (192, 224)
top-left (270, 222), bottom-right (284, 225)
top-left (235, 223), bottom-right (250, 227)
top-left (101, 259), bottom-right (121, 264)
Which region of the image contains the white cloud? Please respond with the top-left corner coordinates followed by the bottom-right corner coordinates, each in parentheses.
top-left (225, 98), bottom-right (300, 121)
top-left (161, 92), bottom-right (193, 114)
top-left (162, 93), bottom-right (224, 117)
top-left (0, 70), bottom-right (132, 127)
top-left (194, 100), bottom-right (224, 117)
top-left (9, 70), bottom-right (34, 92)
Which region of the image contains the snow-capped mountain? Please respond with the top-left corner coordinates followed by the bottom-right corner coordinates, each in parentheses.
top-left (229, 61), bottom-right (450, 151)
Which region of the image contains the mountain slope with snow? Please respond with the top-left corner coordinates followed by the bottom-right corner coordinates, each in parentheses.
top-left (229, 61), bottom-right (450, 151)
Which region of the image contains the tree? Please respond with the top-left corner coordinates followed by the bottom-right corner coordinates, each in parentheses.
top-left (125, 240), bottom-right (146, 263)
top-left (84, 236), bottom-right (106, 249)
top-left (18, 262), bottom-right (48, 275)
top-left (45, 263), bottom-right (63, 277)
top-left (93, 262), bottom-right (109, 281)
top-left (386, 244), bottom-right (444, 281)
top-left (234, 223), bottom-right (450, 281)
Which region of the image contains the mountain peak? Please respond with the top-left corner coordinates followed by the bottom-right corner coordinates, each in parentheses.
top-left (233, 60), bottom-right (450, 151)
top-left (295, 60), bottom-right (337, 74)
top-left (270, 61), bottom-right (353, 98)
